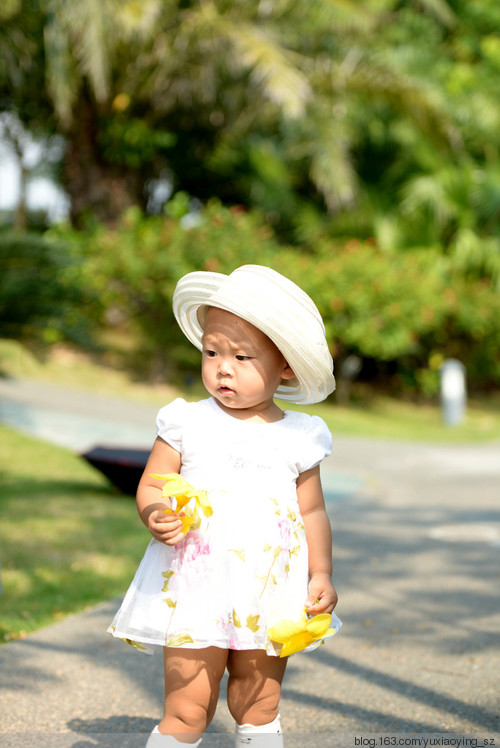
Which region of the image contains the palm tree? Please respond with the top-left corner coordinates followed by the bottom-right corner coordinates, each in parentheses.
top-left (40, 0), bottom-right (383, 223)
top-left (4, 0), bottom-right (470, 228)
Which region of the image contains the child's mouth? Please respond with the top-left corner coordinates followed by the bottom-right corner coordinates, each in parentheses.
top-left (218, 386), bottom-right (235, 396)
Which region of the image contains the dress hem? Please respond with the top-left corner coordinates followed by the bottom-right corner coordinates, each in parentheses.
top-left (107, 624), bottom-right (339, 657)
top-left (108, 626), bottom-right (283, 656)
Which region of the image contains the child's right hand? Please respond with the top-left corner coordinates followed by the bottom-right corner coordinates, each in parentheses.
top-left (147, 509), bottom-right (184, 546)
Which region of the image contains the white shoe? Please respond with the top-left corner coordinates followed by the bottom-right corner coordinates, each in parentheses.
top-left (145, 725), bottom-right (202, 747)
top-left (235, 715), bottom-right (284, 747)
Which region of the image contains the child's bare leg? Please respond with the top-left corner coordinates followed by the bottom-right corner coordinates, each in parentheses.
top-left (226, 649), bottom-right (287, 727)
top-left (159, 646), bottom-right (228, 739)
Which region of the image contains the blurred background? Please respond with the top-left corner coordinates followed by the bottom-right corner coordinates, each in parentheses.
top-left (1, 0), bottom-right (500, 414)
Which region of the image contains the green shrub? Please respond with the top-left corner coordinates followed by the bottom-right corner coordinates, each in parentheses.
top-left (271, 241), bottom-right (500, 394)
top-left (49, 200), bottom-right (500, 394)
top-left (52, 199), bottom-right (281, 380)
top-left (0, 229), bottom-right (91, 348)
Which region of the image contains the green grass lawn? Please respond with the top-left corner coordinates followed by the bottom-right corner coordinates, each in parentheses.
top-left (0, 423), bottom-right (148, 645)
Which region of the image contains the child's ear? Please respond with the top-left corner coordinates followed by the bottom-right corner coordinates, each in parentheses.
top-left (281, 362), bottom-right (296, 380)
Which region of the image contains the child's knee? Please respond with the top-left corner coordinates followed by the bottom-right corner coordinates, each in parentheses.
top-left (227, 679), bottom-right (281, 726)
top-left (163, 698), bottom-right (212, 732)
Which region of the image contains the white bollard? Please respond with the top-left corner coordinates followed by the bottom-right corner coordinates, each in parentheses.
top-left (440, 359), bottom-right (466, 426)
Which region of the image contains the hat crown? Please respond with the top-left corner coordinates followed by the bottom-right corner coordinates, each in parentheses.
top-left (204, 264), bottom-right (325, 336)
top-left (173, 264), bottom-right (335, 404)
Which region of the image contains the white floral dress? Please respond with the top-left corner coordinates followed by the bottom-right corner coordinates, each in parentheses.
top-left (108, 397), bottom-right (342, 655)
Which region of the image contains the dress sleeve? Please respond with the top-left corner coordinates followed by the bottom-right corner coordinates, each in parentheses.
top-left (297, 415), bottom-right (332, 474)
top-left (155, 398), bottom-right (186, 454)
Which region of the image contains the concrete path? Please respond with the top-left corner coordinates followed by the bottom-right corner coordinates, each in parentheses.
top-left (0, 378), bottom-right (499, 746)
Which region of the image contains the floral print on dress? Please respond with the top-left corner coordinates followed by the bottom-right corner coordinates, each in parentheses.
top-left (258, 497), bottom-right (304, 597)
top-left (217, 610), bottom-right (263, 650)
top-left (162, 532), bottom-right (212, 605)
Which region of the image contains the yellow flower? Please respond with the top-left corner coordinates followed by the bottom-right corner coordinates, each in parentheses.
top-left (150, 473), bottom-right (213, 536)
top-left (162, 505), bottom-right (196, 534)
top-left (268, 612), bottom-right (337, 658)
top-left (151, 473), bottom-right (197, 510)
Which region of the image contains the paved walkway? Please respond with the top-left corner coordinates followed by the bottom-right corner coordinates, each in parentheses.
top-left (0, 378), bottom-right (499, 746)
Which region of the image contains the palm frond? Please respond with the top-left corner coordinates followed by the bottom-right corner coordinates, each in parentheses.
top-left (225, 24), bottom-right (311, 119)
top-left (43, 0), bottom-right (115, 123)
top-left (68, 0), bottom-right (112, 103)
top-left (308, 119), bottom-right (358, 211)
top-left (43, 5), bottom-right (77, 126)
top-left (400, 173), bottom-right (458, 227)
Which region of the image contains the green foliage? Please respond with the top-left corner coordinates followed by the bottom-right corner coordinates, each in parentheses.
top-left (51, 199), bottom-right (280, 379)
top-left (50, 199), bottom-right (500, 393)
top-left (272, 242), bottom-right (500, 393)
top-left (98, 117), bottom-right (177, 169)
top-left (2, 0), bottom-right (478, 237)
top-left (6, 0), bottom-right (500, 399)
top-left (0, 228), bottom-right (91, 347)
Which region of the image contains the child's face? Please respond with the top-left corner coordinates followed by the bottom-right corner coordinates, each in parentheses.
top-left (201, 307), bottom-right (294, 417)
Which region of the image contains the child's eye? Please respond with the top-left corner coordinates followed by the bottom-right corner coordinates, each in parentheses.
top-left (236, 355), bottom-right (251, 361)
top-left (204, 350), bottom-right (217, 358)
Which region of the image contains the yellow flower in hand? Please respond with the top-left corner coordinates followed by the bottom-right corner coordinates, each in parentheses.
top-left (150, 473), bottom-right (213, 536)
top-left (151, 473), bottom-right (197, 510)
top-left (172, 505), bottom-right (197, 535)
top-left (268, 612), bottom-right (337, 658)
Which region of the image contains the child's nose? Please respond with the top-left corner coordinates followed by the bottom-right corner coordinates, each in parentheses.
top-left (217, 357), bottom-right (233, 375)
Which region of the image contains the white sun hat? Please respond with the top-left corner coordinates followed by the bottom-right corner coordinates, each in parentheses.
top-left (173, 264), bottom-right (335, 404)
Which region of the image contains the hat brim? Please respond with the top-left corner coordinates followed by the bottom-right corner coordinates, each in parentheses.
top-left (173, 268), bottom-right (335, 404)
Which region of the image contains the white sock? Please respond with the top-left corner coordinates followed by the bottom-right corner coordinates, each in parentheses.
top-left (235, 715), bottom-right (284, 746)
top-left (145, 725), bottom-right (202, 747)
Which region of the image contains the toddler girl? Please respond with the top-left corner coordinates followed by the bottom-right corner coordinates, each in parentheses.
top-left (108, 265), bottom-right (342, 747)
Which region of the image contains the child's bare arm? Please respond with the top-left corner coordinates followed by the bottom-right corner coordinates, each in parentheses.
top-left (136, 437), bottom-right (184, 546)
top-left (297, 465), bottom-right (338, 615)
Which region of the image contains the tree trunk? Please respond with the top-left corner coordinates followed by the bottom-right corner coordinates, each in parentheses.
top-left (63, 95), bottom-right (144, 226)
top-left (14, 161), bottom-right (29, 231)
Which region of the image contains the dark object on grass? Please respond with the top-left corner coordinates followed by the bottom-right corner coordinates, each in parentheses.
top-left (81, 446), bottom-right (149, 495)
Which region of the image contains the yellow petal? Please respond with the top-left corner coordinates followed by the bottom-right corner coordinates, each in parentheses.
top-left (155, 475), bottom-right (213, 530)
top-left (268, 615), bottom-right (308, 643)
top-left (306, 614), bottom-right (333, 640)
top-left (173, 493), bottom-right (194, 510)
top-left (323, 627), bottom-right (338, 639)
top-left (164, 506), bottom-right (195, 534)
top-left (150, 472), bottom-right (184, 485)
top-left (151, 473), bottom-right (195, 496)
top-left (279, 632), bottom-right (313, 658)
top-left (178, 513), bottom-right (196, 534)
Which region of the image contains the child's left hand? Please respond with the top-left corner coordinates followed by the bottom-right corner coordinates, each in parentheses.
top-left (305, 572), bottom-right (338, 615)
